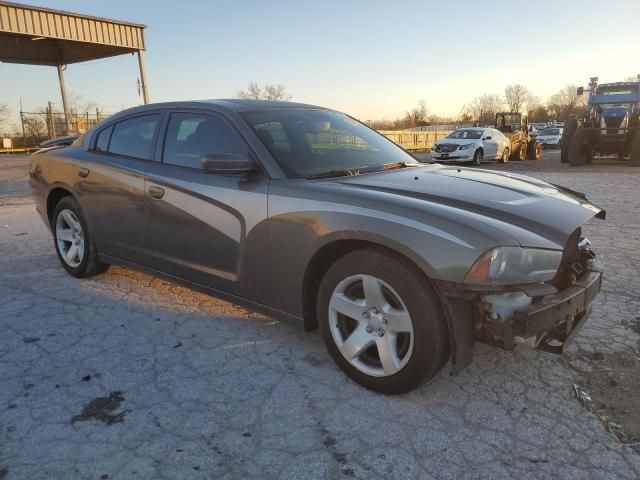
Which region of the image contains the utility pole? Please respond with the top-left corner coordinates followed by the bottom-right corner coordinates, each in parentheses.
top-left (19, 97), bottom-right (26, 148)
top-left (57, 65), bottom-right (71, 134)
top-left (137, 51), bottom-right (149, 104)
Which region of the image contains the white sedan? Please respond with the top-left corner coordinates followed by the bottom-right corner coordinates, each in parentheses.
top-left (536, 127), bottom-right (563, 148)
top-left (431, 127), bottom-right (511, 164)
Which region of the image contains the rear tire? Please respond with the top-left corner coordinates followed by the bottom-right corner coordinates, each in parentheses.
top-left (515, 142), bottom-right (527, 161)
top-left (317, 248), bottom-right (449, 394)
top-left (561, 117), bottom-right (578, 163)
top-left (499, 147), bottom-right (509, 163)
top-left (568, 128), bottom-right (592, 167)
top-left (527, 141), bottom-right (542, 160)
top-left (52, 196), bottom-right (109, 278)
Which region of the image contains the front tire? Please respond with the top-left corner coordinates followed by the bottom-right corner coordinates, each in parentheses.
top-left (317, 248), bottom-right (449, 394)
top-left (52, 196), bottom-right (109, 278)
top-left (473, 148), bottom-right (483, 165)
top-left (527, 140), bottom-right (542, 160)
top-left (631, 131), bottom-right (640, 166)
top-left (568, 128), bottom-right (592, 167)
top-left (561, 117), bottom-right (578, 163)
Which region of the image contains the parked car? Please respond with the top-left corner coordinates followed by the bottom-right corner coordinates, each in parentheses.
top-left (431, 127), bottom-right (511, 164)
top-left (29, 100), bottom-right (605, 394)
top-left (33, 134), bottom-right (80, 155)
top-left (537, 127), bottom-right (563, 148)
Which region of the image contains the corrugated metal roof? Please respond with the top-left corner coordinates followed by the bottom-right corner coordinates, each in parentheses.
top-left (0, 1), bottom-right (146, 65)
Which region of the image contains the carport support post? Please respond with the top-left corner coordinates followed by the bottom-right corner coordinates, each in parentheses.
top-left (137, 50), bottom-right (149, 104)
top-left (56, 65), bottom-right (71, 134)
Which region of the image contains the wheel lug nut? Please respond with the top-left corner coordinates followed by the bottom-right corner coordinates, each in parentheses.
top-left (366, 325), bottom-right (374, 334)
top-left (362, 312), bottom-right (370, 319)
top-left (382, 318), bottom-right (388, 325)
top-left (378, 329), bottom-right (385, 337)
top-left (372, 307), bottom-right (380, 314)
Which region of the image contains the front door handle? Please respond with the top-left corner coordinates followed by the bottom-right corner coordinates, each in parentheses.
top-left (148, 186), bottom-right (165, 200)
top-left (78, 168), bottom-right (90, 178)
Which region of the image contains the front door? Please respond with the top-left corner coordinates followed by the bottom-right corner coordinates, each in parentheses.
top-left (144, 110), bottom-right (269, 295)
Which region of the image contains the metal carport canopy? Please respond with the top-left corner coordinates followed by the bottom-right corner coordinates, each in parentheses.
top-left (0, 1), bottom-right (149, 130)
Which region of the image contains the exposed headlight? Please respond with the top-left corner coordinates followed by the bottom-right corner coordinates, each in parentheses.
top-left (459, 144), bottom-right (475, 150)
top-left (464, 247), bottom-right (563, 285)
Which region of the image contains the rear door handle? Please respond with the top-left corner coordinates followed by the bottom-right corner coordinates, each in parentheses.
top-left (78, 168), bottom-right (90, 178)
top-left (148, 186), bottom-right (165, 199)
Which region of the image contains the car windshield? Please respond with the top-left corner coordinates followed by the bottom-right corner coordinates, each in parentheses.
top-left (540, 129), bottom-right (560, 136)
top-left (446, 129), bottom-right (483, 140)
top-left (241, 109), bottom-right (419, 178)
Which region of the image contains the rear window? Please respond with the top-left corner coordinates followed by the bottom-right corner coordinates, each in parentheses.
top-left (108, 114), bottom-right (161, 160)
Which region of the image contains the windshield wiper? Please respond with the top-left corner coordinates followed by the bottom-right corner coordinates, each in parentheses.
top-left (380, 161), bottom-right (420, 171)
top-left (305, 169), bottom-right (363, 180)
top-left (305, 162), bottom-right (419, 180)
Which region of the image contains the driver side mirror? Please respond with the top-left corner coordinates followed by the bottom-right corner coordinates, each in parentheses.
top-left (201, 153), bottom-right (255, 174)
top-left (576, 86), bottom-right (584, 96)
top-left (484, 136), bottom-right (492, 140)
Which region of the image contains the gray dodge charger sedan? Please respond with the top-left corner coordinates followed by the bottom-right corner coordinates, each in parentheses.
top-left (29, 100), bottom-right (605, 394)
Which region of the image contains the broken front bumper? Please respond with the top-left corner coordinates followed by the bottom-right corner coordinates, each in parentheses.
top-left (477, 266), bottom-right (603, 353)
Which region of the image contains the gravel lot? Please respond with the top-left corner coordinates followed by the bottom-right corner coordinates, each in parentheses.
top-left (1, 151), bottom-right (639, 479)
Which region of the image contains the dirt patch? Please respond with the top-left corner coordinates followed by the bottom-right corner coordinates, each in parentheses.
top-left (71, 391), bottom-right (128, 426)
top-left (623, 316), bottom-right (640, 336)
top-left (571, 351), bottom-right (640, 446)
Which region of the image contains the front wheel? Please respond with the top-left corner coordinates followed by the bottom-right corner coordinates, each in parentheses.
top-left (317, 248), bottom-right (449, 394)
top-left (52, 196), bottom-right (109, 278)
top-left (473, 148), bottom-right (483, 165)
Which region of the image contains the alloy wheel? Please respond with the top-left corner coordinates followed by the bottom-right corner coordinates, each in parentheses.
top-left (328, 274), bottom-right (414, 377)
top-left (55, 209), bottom-right (85, 268)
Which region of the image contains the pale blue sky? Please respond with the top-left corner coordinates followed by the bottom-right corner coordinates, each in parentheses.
top-left (1, 0), bottom-right (639, 123)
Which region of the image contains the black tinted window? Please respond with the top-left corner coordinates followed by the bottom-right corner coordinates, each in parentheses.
top-left (94, 125), bottom-right (113, 152)
top-left (163, 113), bottom-right (247, 169)
top-left (108, 114), bottom-right (160, 160)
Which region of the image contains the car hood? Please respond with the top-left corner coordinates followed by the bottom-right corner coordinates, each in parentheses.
top-left (331, 165), bottom-right (605, 248)
top-left (537, 135), bottom-right (561, 140)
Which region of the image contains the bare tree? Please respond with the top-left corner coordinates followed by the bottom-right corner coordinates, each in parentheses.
top-left (466, 94), bottom-right (503, 125)
top-left (624, 75), bottom-right (639, 82)
top-left (237, 82), bottom-right (292, 101)
top-left (0, 103), bottom-right (10, 134)
top-left (23, 115), bottom-right (47, 138)
top-left (404, 100), bottom-right (428, 128)
top-left (547, 85), bottom-right (584, 120)
top-left (504, 84), bottom-right (530, 113)
top-left (524, 94), bottom-right (541, 117)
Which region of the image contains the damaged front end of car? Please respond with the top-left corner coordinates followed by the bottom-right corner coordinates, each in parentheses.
top-left (436, 220), bottom-right (605, 375)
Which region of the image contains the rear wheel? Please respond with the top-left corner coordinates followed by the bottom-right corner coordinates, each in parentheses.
top-left (317, 248), bottom-right (449, 394)
top-left (52, 196), bottom-right (109, 278)
top-left (473, 148), bottom-right (483, 165)
top-left (516, 142), bottom-right (527, 161)
top-left (527, 140), bottom-right (542, 160)
top-left (568, 128), bottom-right (592, 167)
top-left (499, 147), bottom-right (509, 163)
top-left (561, 117), bottom-right (578, 163)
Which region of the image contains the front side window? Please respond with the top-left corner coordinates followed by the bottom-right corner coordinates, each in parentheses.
top-left (241, 109), bottom-right (418, 178)
top-left (163, 113), bottom-right (248, 169)
top-left (108, 114), bottom-right (160, 160)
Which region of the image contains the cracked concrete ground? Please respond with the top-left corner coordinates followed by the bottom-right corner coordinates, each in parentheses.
top-left (1, 151), bottom-right (639, 479)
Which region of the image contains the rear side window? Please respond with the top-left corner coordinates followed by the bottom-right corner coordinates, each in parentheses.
top-left (108, 114), bottom-right (161, 160)
top-left (163, 113), bottom-right (248, 169)
top-left (94, 126), bottom-right (113, 152)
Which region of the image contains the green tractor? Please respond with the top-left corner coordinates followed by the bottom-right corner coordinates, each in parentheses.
top-left (495, 112), bottom-right (542, 161)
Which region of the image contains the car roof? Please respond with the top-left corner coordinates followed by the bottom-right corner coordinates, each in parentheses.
top-left (111, 99), bottom-right (328, 118)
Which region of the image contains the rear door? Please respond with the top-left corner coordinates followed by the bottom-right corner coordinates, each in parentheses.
top-left (144, 109), bottom-right (269, 295)
top-left (79, 112), bottom-right (163, 265)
